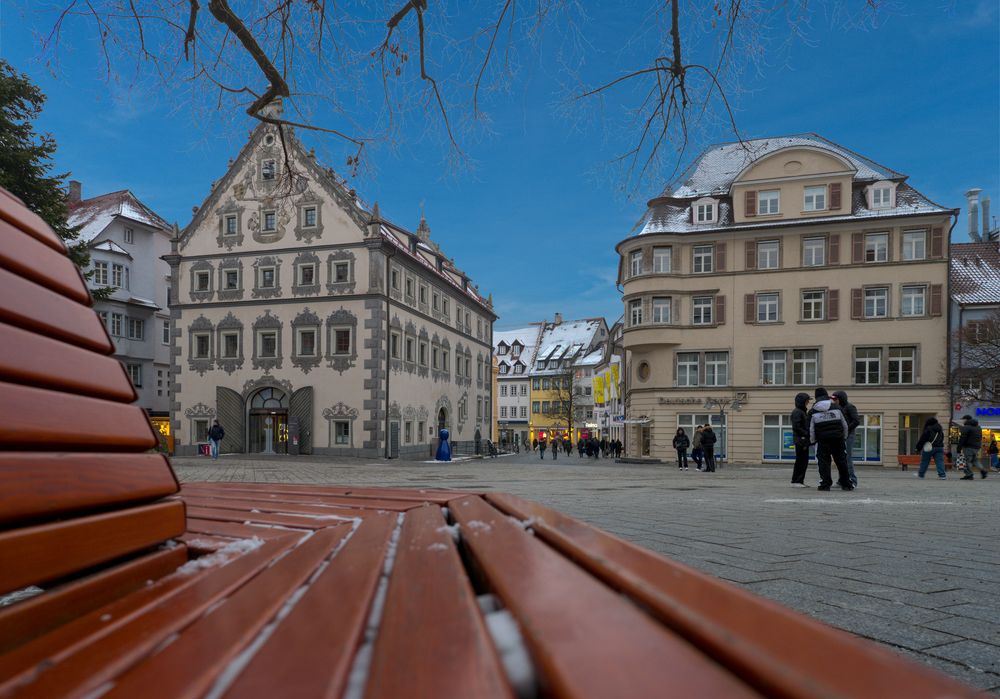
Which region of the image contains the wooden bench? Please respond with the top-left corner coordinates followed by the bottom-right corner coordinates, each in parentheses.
top-left (0, 186), bottom-right (982, 698)
top-left (897, 453), bottom-right (954, 471)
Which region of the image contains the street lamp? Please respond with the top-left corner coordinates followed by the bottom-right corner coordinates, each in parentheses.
top-left (703, 397), bottom-right (742, 465)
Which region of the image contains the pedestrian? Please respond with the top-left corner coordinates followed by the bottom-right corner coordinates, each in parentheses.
top-left (672, 428), bottom-right (690, 470)
top-left (691, 427), bottom-right (704, 470)
top-left (790, 392), bottom-right (811, 487)
top-left (532, 438), bottom-right (538, 452)
top-left (808, 387), bottom-right (853, 491)
top-left (578, 439), bottom-right (585, 457)
top-left (915, 416), bottom-right (947, 479)
top-left (701, 424), bottom-right (717, 472)
top-left (989, 436), bottom-right (998, 471)
top-left (539, 439), bottom-right (546, 460)
top-left (832, 390), bottom-right (860, 488)
top-left (551, 438), bottom-right (558, 460)
top-left (564, 438), bottom-right (572, 455)
top-left (601, 437), bottom-right (609, 458)
top-left (208, 419), bottom-right (225, 460)
top-left (956, 415), bottom-right (987, 480)
top-left (617, 439), bottom-right (623, 458)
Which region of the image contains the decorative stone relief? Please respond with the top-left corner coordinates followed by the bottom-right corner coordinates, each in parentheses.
top-left (323, 402), bottom-right (359, 448)
top-left (402, 405), bottom-right (416, 422)
top-left (291, 307), bottom-right (322, 374)
top-left (189, 260), bottom-right (214, 302)
top-left (326, 250), bottom-right (357, 295)
top-left (215, 199), bottom-right (245, 250)
top-left (457, 392), bottom-right (469, 432)
top-left (242, 374), bottom-right (294, 400)
top-left (217, 257), bottom-right (244, 302)
top-left (252, 256), bottom-right (283, 299)
top-left (187, 315), bottom-right (214, 375)
top-left (294, 190), bottom-right (324, 243)
top-left (325, 307), bottom-right (358, 374)
top-left (291, 251), bottom-right (321, 297)
top-left (476, 351), bottom-right (485, 389)
top-left (388, 402), bottom-right (402, 420)
top-left (251, 311), bottom-right (283, 371)
top-left (215, 312), bottom-right (244, 375)
top-left (184, 402), bottom-right (215, 419)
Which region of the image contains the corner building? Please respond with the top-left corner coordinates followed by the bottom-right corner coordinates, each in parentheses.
top-left (168, 118), bottom-right (495, 457)
top-left (618, 134), bottom-right (954, 465)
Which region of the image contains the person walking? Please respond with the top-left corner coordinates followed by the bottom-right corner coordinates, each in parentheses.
top-left (956, 415), bottom-right (987, 480)
top-left (808, 387), bottom-right (853, 491)
top-left (532, 438), bottom-right (538, 452)
top-left (564, 438), bottom-right (572, 455)
top-left (832, 390), bottom-right (860, 488)
top-left (790, 392), bottom-right (811, 487)
top-left (989, 436), bottom-right (998, 471)
top-left (915, 417), bottom-right (947, 479)
top-left (538, 439), bottom-right (546, 460)
top-left (208, 419), bottom-right (225, 460)
top-left (672, 428), bottom-right (690, 470)
top-left (701, 424), bottom-right (718, 472)
top-left (691, 427), bottom-right (704, 470)
top-left (551, 437), bottom-right (558, 460)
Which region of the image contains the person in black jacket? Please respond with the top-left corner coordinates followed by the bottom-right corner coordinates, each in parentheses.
top-left (208, 419), bottom-right (225, 460)
top-left (672, 428), bottom-right (690, 470)
top-left (701, 424), bottom-right (718, 472)
top-left (915, 416), bottom-right (947, 479)
top-left (832, 390), bottom-right (860, 488)
top-left (790, 392), bottom-right (811, 487)
top-left (956, 415), bottom-right (987, 480)
top-left (808, 387), bottom-right (853, 491)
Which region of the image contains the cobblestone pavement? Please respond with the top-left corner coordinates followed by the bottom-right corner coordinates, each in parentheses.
top-left (173, 450), bottom-right (1000, 692)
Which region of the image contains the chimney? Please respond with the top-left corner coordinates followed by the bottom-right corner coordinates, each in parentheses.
top-left (554, 312), bottom-right (563, 325)
top-left (982, 196), bottom-right (991, 237)
top-left (68, 180), bottom-right (82, 204)
top-left (966, 188), bottom-right (982, 242)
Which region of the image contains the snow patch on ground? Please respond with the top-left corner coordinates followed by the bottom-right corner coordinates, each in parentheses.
top-left (0, 586), bottom-right (43, 608)
top-left (421, 456), bottom-right (478, 463)
top-left (484, 609), bottom-right (537, 699)
top-left (173, 537), bottom-right (263, 576)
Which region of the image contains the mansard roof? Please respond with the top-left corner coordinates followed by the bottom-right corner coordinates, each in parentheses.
top-left (68, 189), bottom-right (170, 242)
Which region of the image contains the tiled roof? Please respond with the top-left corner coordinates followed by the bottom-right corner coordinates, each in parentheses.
top-left (494, 327), bottom-right (542, 370)
top-left (68, 190), bottom-right (170, 242)
top-left (532, 319), bottom-right (605, 375)
top-left (950, 242), bottom-right (1000, 306)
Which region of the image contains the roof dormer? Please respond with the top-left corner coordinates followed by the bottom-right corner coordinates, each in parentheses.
top-left (866, 180), bottom-right (898, 210)
top-left (691, 197), bottom-right (718, 225)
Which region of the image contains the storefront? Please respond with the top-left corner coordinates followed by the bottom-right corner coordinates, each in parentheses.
top-left (762, 413), bottom-right (882, 463)
top-left (951, 405), bottom-right (1000, 464)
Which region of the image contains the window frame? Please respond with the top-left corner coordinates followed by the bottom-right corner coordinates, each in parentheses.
top-left (692, 245), bottom-right (714, 274)
top-left (224, 215), bottom-right (238, 236)
top-left (651, 297), bottom-right (671, 324)
top-left (221, 330), bottom-right (240, 359)
top-left (193, 332), bottom-right (212, 359)
top-left (692, 296), bottom-right (714, 325)
top-left (887, 346), bottom-right (916, 385)
top-left (257, 329), bottom-right (279, 358)
top-left (900, 285), bottom-right (927, 317)
top-left (803, 185), bottom-right (827, 211)
top-left (629, 299), bottom-right (643, 326)
top-left (262, 209), bottom-right (277, 232)
top-left (864, 286), bottom-right (889, 319)
top-left (801, 289), bottom-right (826, 321)
top-left (761, 350), bottom-right (787, 386)
top-left (652, 246), bottom-right (672, 273)
top-left (758, 190), bottom-right (780, 215)
top-left (864, 232), bottom-right (889, 263)
top-left (704, 351), bottom-right (729, 387)
top-left (901, 229), bottom-right (927, 261)
top-left (854, 347), bottom-right (882, 385)
top-left (756, 292), bottom-right (780, 323)
top-left (791, 349), bottom-right (819, 386)
top-left (676, 352), bottom-right (699, 387)
top-left (296, 327), bottom-right (318, 357)
top-left (332, 328), bottom-right (352, 356)
top-left (757, 240), bottom-right (780, 270)
top-left (802, 237), bottom-right (826, 267)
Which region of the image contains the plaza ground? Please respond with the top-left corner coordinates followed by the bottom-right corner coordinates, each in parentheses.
top-left (173, 450), bottom-right (1000, 693)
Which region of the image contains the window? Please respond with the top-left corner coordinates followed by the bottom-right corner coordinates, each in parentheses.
top-left (259, 267), bottom-right (276, 289)
top-left (757, 241), bottom-right (779, 269)
top-left (854, 348), bottom-right (881, 384)
top-left (888, 347), bottom-right (915, 385)
top-left (465, 356), bottom-right (471, 377)
top-left (262, 159), bottom-right (276, 180)
top-left (705, 352), bottom-right (728, 386)
top-left (801, 290), bottom-right (825, 321)
top-left (852, 414), bottom-right (882, 463)
top-left (652, 247), bottom-right (671, 273)
top-left (124, 268), bottom-right (130, 290)
top-left (222, 331), bottom-right (239, 358)
top-left (872, 186), bottom-right (891, 208)
top-left (297, 264), bottom-right (315, 286)
top-left (405, 422), bottom-right (413, 444)
top-left (757, 292), bottom-right (779, 323)
top-left (419, 341), bottom-right (428, 367)
top-left (193, 419), bottom-right (210, 443)
top-left (500, 385), bottom-right (507, 397)
top-left (696, 202), bottom-right (715, 222)
top-left (763, 414), bottom-right (800, 462)
top-left (329, 261), bottom-right (348, 284)
top-left (195, 271), bottom-right (210, 291)
top-left (432, 347), bottom-right (440, 370)
top-left (262, 210), bottom-right (277, 232)
top-left (520, 406), bottom-right (527, 418)
top-left (792, 349), bottom-right (818, 385)
top-left (193, 333), bottom-right (211, 359)
top-left (303, 207), bottom-right (317, 227)
top-left (959, 378), bottom-right (983, 397)
top-left (297, 328), bottom-right (317, 357)
top-left (802, 237), bottom-right (825, 267)
top-left (901, 285), bottom-right (926, 317)
top-left (333, 329), bottom-right (351, 355)
top-left (761, 350), bottom-right (786, 385)
top-left (419, 285), bottom-right (427, 305)
top-left (390, 268), bottom-right (400, 290)
top-left (258, 331), bottom-right (278, 358)
top-left (442, 298), bottom-right (450, 315)
top-left (127, 318), bottom-right (144, 340)
top-left (693, 245), bottom-right (714, 273)
top-left (677, 352), bottom-right (699, 387)
top-left (110, 313), bottom-right (123, 337)
top-left (465, 312), bottom-right (471, 330)
top-left (520, 384), bottom-right (527, 396)
top-left (432, 292), bottom-right (440, 311)
top-left (532, 378), bottom-right (540, 390)
top-left (629, 299), bottom-right (643, 326)
top-left (902, 230), bottom-right (927, 261)
top-left (334, 421), bottom-right (350, 445)
top-left (405, 337), bottom-right (415, 363)
top-left (94, 261), bottom-right (108, 286)
top-left (390, 332), bottom-right (400, 359)
top-left (111, 264), bottom-right (124, 288)
top-left (98, 311), bottom-right (108, 329)
top-left (127, 363), bottom-right (142, 387)
top-left (500, 406), bottom-right (507, 418)
top-left (692, 296), bottom-right (713, 325)
top-left (225, 215), bottom-right (237, 236)
top-left (124, 228), bottom-right (134, 244)
top-left (224, 269), bottom-right (240, 290)
top-left (804, 185), bottom-right (826, 211)
top-left (652, 297), bottom-right (671, 324)
top-left (513, 363), bottom-right (524, 375)
top-left (532, 401), bottom-right (540, 414)
top-left (864, 287), bottom-right (888, 318)
top-left (865, 233), bottom-right (888, 263)
top-left (405, 277), bottom-right (414, 299)
top-left (758, 190), bottom-right (779, 215)
top-left (162, 321), bottom-right (170, 345)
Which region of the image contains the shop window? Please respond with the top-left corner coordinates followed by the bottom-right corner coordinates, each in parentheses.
top-left (763, 414), bottom-right (809, 462)
top-left (852, 414), bottom-right (882, 462)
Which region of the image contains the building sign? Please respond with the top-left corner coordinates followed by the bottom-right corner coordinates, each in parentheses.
top-left (612, 415), bottom-right (625, 422)
top-left (976, 407), bottom-right (1000, 417)
top-left (657, 397), bottom-right (733, 405)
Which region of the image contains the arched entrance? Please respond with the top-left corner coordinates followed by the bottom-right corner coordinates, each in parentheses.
top-left (437, 407), bottom-right (448, 433)
top-left (248, 387), bottom-right (289, 454)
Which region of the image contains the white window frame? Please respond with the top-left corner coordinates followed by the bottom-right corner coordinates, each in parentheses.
top-left (110, 313), bottom-right (124, 337)
top-left (864, 287), bottom-right (889, 319)
top-left (757, 240), bottom-right (780, 269)
top-left (757, 292), bottom-right (779, 323)
top-left (94, 261), bottom-right (109, 286)
top-left (695, 202), bottom-right (715, 223)
top-left (872, 186), bottom-right (892, 208)
top-left (692, 296), bottom-right (713, 325)
top-left (162, 320), bottom-right (170, 345)
top-left (224, 215), bottom-right (238, 236)
top-left (297, 263), bottom-right (316, 287)
top-left (257, 330), bottom-right (278, 358)
top-left (651, 297), bottom-right (671, 324)
top-left (693, 245), bottom-right (714, 274)
top-left (221, 330), bottom-right (240, 359)
top-left (792, 349), bottom-right (819, 385)
top-left (223, 269), bottom-right (240, 290)
top-left (334, 421), bottom-right (350, 445)
top-left (194, 270), bottom-right (210, 292)
top-left (902, 230), bottom-right (927, 261)
top-left (676, 352), bottom-right (699, 387)
top-left (629, 299), bottom-right (643, 326)
top-left (803, 185), bottom-right (826, 211)
top-left (801, 290), bottom-right (825, 321)
top-left (900, 285), bottom-right (926, 317)
top-left (854, 348), bottom-right (882, 385)
top-left (704, 352), bottom-right (729, 387)
top-left (332, 328), bottom-right (352, 356)
top-left (111, 264), bottom-right (124, 288)
top-left (127, 363), bottom-right (142, 387)
top-left (258, 266), bottom-right (276, 289)
top-left (758, 190), bottom-right (780, 215)
top-left (888, 346), bottom-right (916, 385)
top-left (303, 206), bottom-right (318, 228)
top-left (652, 246), bottom-right (672, 273)
top-left (802, 237), bottom-right (826, 267)
top-left (296, 327), bottom-right (318, 357)
top-left (262, 209), bottom-right (277, 232)
top-left (761, 350), bottom-right (787, 385)
top-left (193, 332), bottom-right (211, 359)
top-left (127, 318), bottom-right (144, 340)
top-left (865, 233), bottom-right (889, 263)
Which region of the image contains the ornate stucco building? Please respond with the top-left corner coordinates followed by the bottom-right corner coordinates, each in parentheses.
top-left (168, 114), bottom-right (495, 458)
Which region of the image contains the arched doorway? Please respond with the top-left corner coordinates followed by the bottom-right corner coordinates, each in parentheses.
top-left (437, 407), bottom-right (447, 433)
top-left (248, 387), bottom-right (289, 454)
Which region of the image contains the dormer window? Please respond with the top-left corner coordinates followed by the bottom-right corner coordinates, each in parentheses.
top-left (867, 180), bottom-right (896, 210)
top-left (692, 197), bottom-right (717, 224)
top-left (497, 343), bottom-right (508, 356)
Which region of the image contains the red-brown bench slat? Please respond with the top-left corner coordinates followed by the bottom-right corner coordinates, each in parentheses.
top-left (0, 323), bottom-right (137, 402)
top-left (486, 492), bottom-right (979, 699)
top-left (181, 492), bottom-right (417, 514)
top-left (0, 193), bottom-right (65, 254)
top-left (180, 482), bottom-right (478, 504)
top-left (0, 546), bottom-right (187, 655)
top-left (185, 505), bottom-right (365, 530)
top-left (0, 453), bottom-right (178, 526)
top-left (183, 517), bottom-right (300, 540)
top-left (450, 495), bottom-right (760, 699)
top-left (0, 500), bottom-right (185, 596)
top-left (0, 381), bottom-right (158, 451)
top-left (220, 513), bottom-right (396, 699)
top-left (365, 504), bottom-right (514, 699)
top-left (0, 219), bottom-right (91, 304)
top-left (0, 266), bottom-right (112, 354)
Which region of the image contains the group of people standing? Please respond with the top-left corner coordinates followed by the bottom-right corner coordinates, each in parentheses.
top-left (532, 436), bottom-right (623, 460)
top-left (914, 413), bottom-right (995, 480)
top-left (671, 424), bottom-right (719, 472)
top-left (790, 388), bottom-right (860, 491)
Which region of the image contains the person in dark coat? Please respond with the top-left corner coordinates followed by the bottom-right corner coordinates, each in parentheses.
top-left (832, 390), bottom-right (860, 488)
top-left (701, 424), bottom-right (718, 472)
top-left (208, 419), bottom-right (225, 460)
top-left (564, 438), bottom-right (572, 455)
top-left (790, 392), bottom-right (811, 486)
top-left (808, 387), bottom-right (852, 491)
top-left (532, 438), bottom-right (538, 452)
top-left (915, 416), bottom-right (947, 479)
top-left (538, 439), bottom-right (546, 459)
top-left (956, 415), bottom-right (987, 480)
top-left (691, 427), bottom-right (704, 470)
top-left (551, 436), bottom-right (558, 460)
top-left (672, 428), bottom-right (690, 470)
top-left (989, 436), bottom-right (999, 471)
top-left (600, 437), bottom-right (609, 458)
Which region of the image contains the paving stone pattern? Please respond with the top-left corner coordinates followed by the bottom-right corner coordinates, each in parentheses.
top-left (173, 451), bottom-right (1000, 693)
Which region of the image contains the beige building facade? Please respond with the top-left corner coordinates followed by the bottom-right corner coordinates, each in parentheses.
top-left (167, 118), bottom-right (495, 458)
top-left (618, 134), bottom-right (956, 466)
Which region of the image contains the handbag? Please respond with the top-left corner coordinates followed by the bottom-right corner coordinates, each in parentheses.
top-left (956, 452), bottom-right (966, 470)
top-left (923, 442), bottom-right (933, 453)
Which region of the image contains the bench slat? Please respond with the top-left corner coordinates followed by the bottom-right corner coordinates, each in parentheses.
top-left (183, 518), bottom-right (299, 540)
top-left (486, 492), bottom-right (978, 699)
top-left (0, 193), bottom-right (65, 253)
top-left (181, 492), bottom-right (417, 513)
top-left (0, 453), bottom-right (178, 526)
top-left (0, 322), bottom-right (137, 402)
top-left (0, 381), bottom-right (158, 451)
top-left (365, 505), bottom-right (514, 699)
top-left (185, 505), bottom-right (364, 530)
top-left (450, 495), bottom-right (760, 699)
top-left (0, 266), bottom-right (112, 354)
top-left (0, 219), bottom-right (91, 304)
top-left (0, 501), bottom-right (186, 595)
top-left (219, 514), bottom-right (396, 699)
top-left (180, 482), bottom-right (478, 504)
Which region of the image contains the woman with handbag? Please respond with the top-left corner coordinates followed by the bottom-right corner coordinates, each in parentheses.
top-left (915, 417), bottom-right (946, 479)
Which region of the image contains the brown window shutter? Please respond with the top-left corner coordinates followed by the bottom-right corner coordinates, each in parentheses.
top-left (828, 234), bottom-right (840, 265)
top-left (852, 232), bottom-right (863, 264)
top-left (930, 284), bottom-right (943, 316)
top-left (715, 295), bottom-right (726, 324)
top-left (744, 294), bottom-right (756, 323)
top-left (930, 227), bottom-right (944, 258)
top-left (745, 190), bottom-right (757, 217)
top-left (851, 288), bottom-right (863, 319)
top-left (829, 182), bottom-right (842, 210)
top-left (745, 241), bottom-right (757, 270)
top-left (828, 289), bottom-right (839, 320)
top-left (715, 242), bottom-right (727, 271)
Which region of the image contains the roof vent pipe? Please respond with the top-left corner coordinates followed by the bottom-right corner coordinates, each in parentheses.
top-left (966, 188), bottom-right (982, 242)
top-left (554, 312), bottom-right (563, 325)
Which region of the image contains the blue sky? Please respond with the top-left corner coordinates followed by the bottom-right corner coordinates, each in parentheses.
top-left (2, 1), bottom-right (998, 330)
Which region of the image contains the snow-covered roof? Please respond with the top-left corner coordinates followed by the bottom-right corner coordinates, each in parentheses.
top-left (494, 326), bottom-right (541, 371)
top-left (68, 190), bottom-right (170, 243)
top-left (532, 318), bottom-right (605, 375)
top-left (575, 348), bottom-right (604, 367)
top-left (91, 240), bottom-right (133, 258)
top-left (951, 242), bottom-right (1000, 306)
